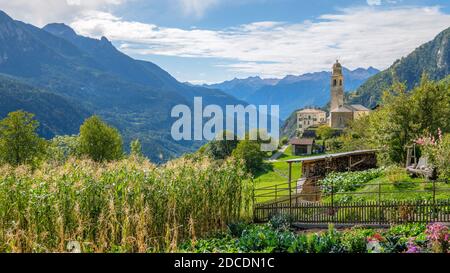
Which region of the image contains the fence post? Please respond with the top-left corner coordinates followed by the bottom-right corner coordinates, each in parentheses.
top-left (288, 162), bottom-right (292, 216)
top-left (432, 180), bottom-right (436, 221)
top-left (252, 185), bottom-right (256, 222)
top-left (432, 180), bottom-right (436, 204)
top-left (331, 180), bottom-right (335, 222)
top-left (275, 184), bottom-right (278, 202)
top-left (378, 182), bottom-right (382, 225)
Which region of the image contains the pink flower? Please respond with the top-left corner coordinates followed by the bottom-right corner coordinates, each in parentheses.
top-left (438, 128), bottom-right (443, 142)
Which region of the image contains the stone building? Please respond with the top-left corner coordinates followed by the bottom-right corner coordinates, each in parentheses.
top-left (297, 108), bottom-right (327, 135)
top-left (329, 60), bottom-right (370, 129)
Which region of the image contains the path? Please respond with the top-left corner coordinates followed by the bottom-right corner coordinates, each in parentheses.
top-left (267, 145), bottom-right (289, 162)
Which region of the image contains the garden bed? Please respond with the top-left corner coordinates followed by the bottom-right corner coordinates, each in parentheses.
top-left (179, 219), bottom-right (450, 253)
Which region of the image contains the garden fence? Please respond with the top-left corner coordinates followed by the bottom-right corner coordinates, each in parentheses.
top-left (253, 180), bottom-right (450, 224)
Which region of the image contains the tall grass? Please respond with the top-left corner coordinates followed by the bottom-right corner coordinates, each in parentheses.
top-left (0, 156), bottom-right (252, 253)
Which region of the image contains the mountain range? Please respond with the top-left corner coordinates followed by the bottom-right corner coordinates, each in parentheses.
top-left (1, 9), bottom-right (449, 158)
top-left (281, 26), bottom-right (450, 138)
top-left (0, 10), bottom-right (243, 162)
top-left (203, 67), bottom-right (380, 119)
top-left (349, 27), bottom-right (450, 108)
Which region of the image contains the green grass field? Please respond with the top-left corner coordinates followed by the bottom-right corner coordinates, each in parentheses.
top-left (254, 145), bottom-right (304, 203)
top-left (254, 147), bottom-right (450, 204)
top-left (323, 170), bottom-right (450, 203)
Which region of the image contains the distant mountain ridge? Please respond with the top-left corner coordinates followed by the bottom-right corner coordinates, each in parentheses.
top-left (349, 26), bottom-right (450, 108)
top-left (204, 67), bottom-right (379, 119)
top-left (0, 74), bottom-right (88, 138)
top-left (281, 26), bottom-right (450, 139)
top-left (203, 76), bottom-right (280, 100)
top-left (0, 10), bottom-right (244, 162)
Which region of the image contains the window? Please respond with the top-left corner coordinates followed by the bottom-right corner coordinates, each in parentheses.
top-left (333, 79), bottom-right (337, 86)
top-left (340, 79), bottom-right (343, 86)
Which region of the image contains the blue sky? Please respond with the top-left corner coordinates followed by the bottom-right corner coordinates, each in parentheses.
top-left (1, 0), bottom-right (450, 83)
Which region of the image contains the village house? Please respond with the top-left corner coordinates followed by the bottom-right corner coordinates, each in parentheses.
top-left (296, 108), bottom-right (327, 135)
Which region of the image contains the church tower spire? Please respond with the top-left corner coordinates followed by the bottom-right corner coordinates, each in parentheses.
top-left (330, 60), bottom-right (344, 111)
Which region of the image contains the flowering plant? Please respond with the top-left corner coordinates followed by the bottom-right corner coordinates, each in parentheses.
top-left (414, 129), bottom-right (442, 166)
top-left (366, 233), bottom-right (385, 253)
top-left (415, 129), bottom-right (450, 180)
top-left (425, 223), bottom-right (450, 253)
top-left (406, 238), bottom-right (422, 253)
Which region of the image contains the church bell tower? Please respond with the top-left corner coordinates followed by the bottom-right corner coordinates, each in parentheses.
top-left (330, 60), bottom-right (344, 111)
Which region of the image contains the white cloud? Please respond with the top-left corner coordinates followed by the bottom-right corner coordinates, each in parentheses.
top-left (0, 0), bottom-right (125, 26)
top-left (177, 0), bottom-right (219, 18)
top-left (367, 0), bottom-right (382, 6)
top-left (70, 6), bottom-right (450, 78)
top-left (367, 0), bottom-right (400, 6)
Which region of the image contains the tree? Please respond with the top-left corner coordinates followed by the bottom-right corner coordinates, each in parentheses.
top-left (280, 137), bottom-right (289, 146)
top-left (130, 139), bottom-right (143, 157)
top-left (79, 116), bottom-right (123, 162)
top-left (232, 140), bottom-right (265, 175)
top-left (0, 111), bottom-right (46, 166)
top-left (207, 131), bottom-right (239, 160)
top-left (48, 135), bottom-right (80, 164)
top-left (316, 125), bottom-right (334, 147)
top-left (344, 75), bottom-right (450, 164)
top-left (436, 134), bottom-right (450, 181)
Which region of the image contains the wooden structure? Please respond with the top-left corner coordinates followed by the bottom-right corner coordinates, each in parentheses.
top-left (289, 138), bottom-right (316, 155)
top-left (253, 149), bottom-right (450, 225)
top-left (254, 199), bottom-right (450, 225)
top-left (286, 150), bottom-right (378, 202)
top-left (406, 145), bottom-right (437, 180)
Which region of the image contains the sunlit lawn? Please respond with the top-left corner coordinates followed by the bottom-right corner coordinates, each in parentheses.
top-left (254, 146), bottom-right (450, 204)
top-left (323, 171), bottom-right (450, 203)
top-left (253, 145), bottom-right (304, 203)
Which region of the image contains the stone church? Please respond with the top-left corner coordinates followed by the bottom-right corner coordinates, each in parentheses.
top-left (329, 60), bottom-right (370, 129)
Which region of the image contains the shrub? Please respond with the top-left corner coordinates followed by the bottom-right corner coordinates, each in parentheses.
top-left (386, 223), bottom-right (427, 238)
top-left (307, 226), bottom-right (344, 253)
top-left (179, 234), bottom-right (239, 253)
top-left (288, 234), bottom-right (308, 253)
top-left (268, 214), bottom-right (291, 231)
top-left (341, 228), bottom-right (374, 253)
top-left (238, 225), bottom-right (296, 253)
top-left (227, 222), bottom-right (249, 238)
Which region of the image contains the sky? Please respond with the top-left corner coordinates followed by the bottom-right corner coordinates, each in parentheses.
top-left (1, 0), bottom-right (450, 83)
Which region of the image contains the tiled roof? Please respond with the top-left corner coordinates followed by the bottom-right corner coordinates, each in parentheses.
top-left (350, 104), bottom-right (370, 111)
top-left (331, 105), bottom-right (354, 113)
top-left (290, 138), bottom-right (315, 145)
top-left (331, 104), bottom-right (371, 113)
top-left (298, 108), bottom-right (326, 114)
